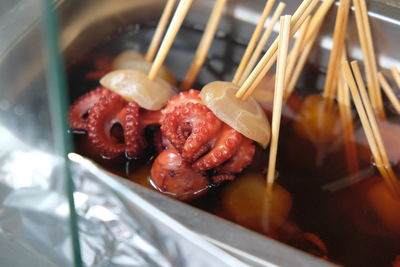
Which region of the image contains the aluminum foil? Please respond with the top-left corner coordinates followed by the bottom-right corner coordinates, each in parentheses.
top-left (0, 124), bottom-right (248, 266)
top-left (0, 126), bottom-right (73, 267)
top-left (69, 153), bottom-right (248, 267)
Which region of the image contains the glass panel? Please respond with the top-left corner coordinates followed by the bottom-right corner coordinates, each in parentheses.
top-left (0, 0), bottom-right (81, 266)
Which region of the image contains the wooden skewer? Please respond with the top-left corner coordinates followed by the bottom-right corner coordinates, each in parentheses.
top-left (378, 72), bottom-right (400, 115)
top-left (352, 62), bottom-right (389, 167)
top-left (179, 0), bottom-right (227, 90)
top-left (353, 0), bottom-right (385, 119)
top-left (241, 0), bottom-right (320, 100)
top-left (341, 61), bottom-right (398, 195)
top-left (236, 0), bottom-right (322, 100)
top-left (337, 58), bottom-right (359, 176)
top-left (344, 61), bottom-right (399, 195)
top-left (391, 67), bottom-right (400, 89)
top-left (352, 0), bottom-right (374, 110)
top-left (240, 0), bottom-right (334, 100)
top-left (286, 40), bottom-right (314, 98)
top-left (145, 0), bottom-right (177, 62)
top-left (323, 0), bottom-right (350, 103)
top-left (285, 5), bottom-right (328, 98)
top-left (148, 0), bottom-right (193, 81)
top-left (342, 62), bottom-right (382, 169)
top-left (232, 0), bottom-right (276, 85)
top-left (234, 0), bottom-right (315, 98)
top-left (266, 15), bottom-right (291, 194)
top-left (360, 0), bottom-right (384, 117)
top-left (237, 2), bottom-right (286, 86)
top-left (352, 62), bottom-right (400, 194)
top-left (283, 15), bottom-right (310, 99)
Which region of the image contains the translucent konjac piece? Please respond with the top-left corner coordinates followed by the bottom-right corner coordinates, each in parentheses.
top-left (100, 69), bottom-right (175, 110)
top-left (200, 81), bottom-right (271, 148)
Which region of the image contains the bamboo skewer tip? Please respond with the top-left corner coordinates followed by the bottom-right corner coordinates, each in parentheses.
top-left (145, 0), bottom-right (177, 62)
top-left (148, 0), bottom-right (193, 81)
top-left (179, 0), bottom-right (227, 90)
top-left (266, 15), bottom-right (291, 193)
top-left (232, 0), bottom-right (277, 85)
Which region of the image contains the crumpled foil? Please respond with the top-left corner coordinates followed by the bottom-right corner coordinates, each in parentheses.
top-left (0, 123), bottom-right (247, 266)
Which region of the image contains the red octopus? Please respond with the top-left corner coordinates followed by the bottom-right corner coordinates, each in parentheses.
top-left (150, 90), bottom-right (256, 199)
top-left (69, 86), bottom-right (160, 158)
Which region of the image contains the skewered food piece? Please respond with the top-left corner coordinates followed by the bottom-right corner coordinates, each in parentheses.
top-left (150, 90), bottom-right (257, 199)
top-left (69, 68), bottom-right (175, 158)
top-left (332, 176), bottom-right (400, 236)
top-left (366, 178), bottom-right (400, 234)
top-left (151, 147), bottom-right (210, 200)
top-left (221, 173), bottom-right (292, 235)
top-left (294, 94), bottom-right (341, 144)
top-left (69, 86), bottom-right (112, 131)
top-left (200, 81), bottom-right (270, 148)
top-left (69, 87), bottom-right (162, 158)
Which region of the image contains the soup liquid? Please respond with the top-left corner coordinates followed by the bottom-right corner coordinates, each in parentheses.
top-left (67, 23), bottom-right (400, 267)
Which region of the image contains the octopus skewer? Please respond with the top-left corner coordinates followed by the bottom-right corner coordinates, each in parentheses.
top-left (68, 0), bottom-right (191, 158)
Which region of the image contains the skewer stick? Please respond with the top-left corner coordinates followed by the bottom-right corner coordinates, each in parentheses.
top-left (234, 0), bottom-right (315, 98)
top-left (343, 61), bottom-right (399, 195)
top-left (285, 7), bottom-right (327, 98)
top-left (323, 0), bottom-right (350, 103)
top-left (391, 67), bottom-right (400, 89)
top-left (352, 62), bottom-right (389, 168)
top-left (241, 0), bottom-right (321, 100)
top-left (353, 0), bottom-right (384, 118)
top-left (180, 0), bottom-right (227, 90)
top-left (148, 0), bottom-right (193, 81)
top-left (378, 72), bottom-right (400, 115)
top-left (352, 0), bottom-right (374, 109)
top-left (266, 16), bottom-right (291, 194)
top-left (237, 2), bottom-right (286, 86)
top-left (285, 33), bottom-right (315, 98)
top-left (337, 61), bottom-right (359, 176)
top-left (360, 0), bottom-right (384, 117)
top-left (283, 16), bottom-right (310, 98)
top-left (146, 0), bottom-right (177, 62)
top-left (232, 0), bottom-right (276, 85)
top-left (240, 0), bottom-right (334, 100)
top-left (352, 61), bottom-right (399, 194)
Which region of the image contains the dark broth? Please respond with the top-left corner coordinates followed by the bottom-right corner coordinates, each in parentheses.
top-left (67, 23), bottom-right (400, 267)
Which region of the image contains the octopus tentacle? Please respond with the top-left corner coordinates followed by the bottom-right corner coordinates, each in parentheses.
top-left (122, 102), bottom-right (146, 158)
top-left (219, 138), bottom-right (256, 173)
top-left (182, 105), bottom-right (223, 161)
top-left (192, 125), bottom-right (243, 171)
top-left (212, 174), bottom-right (235, 184)
top-left (150, 148), bottom-right (209, 200)
top-left (161, 102), bottom-right (222, 155)
top-left (87, 93), bottom-right (128, 157)
top-left (155, 89), bottom-right (257, 194)
top-left (177, 122), bottom-right (192, 141)
top-left (161, 89), bottom-right (202, 119)
top-left (188, 144), bottom-right (209, 163)
top-left (68, 86), bottom-right (110, 130)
